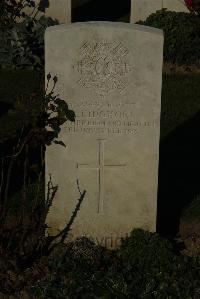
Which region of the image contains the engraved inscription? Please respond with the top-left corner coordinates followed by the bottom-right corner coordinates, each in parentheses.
top-left (64, 101), bottom-right (159, 135)
top-left (73, 40), bottom-right (133, 95)
top-left (77, 139), bottom-right (126, 213)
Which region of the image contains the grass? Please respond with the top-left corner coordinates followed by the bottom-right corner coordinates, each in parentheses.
top-left (0, 70), bottom-right (200, 139)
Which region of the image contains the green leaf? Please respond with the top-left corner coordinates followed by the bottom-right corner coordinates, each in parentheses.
top-left (58, 110), bottom-right (66, 120)
top-left (66, 110), bottom-right (75, 122)
top-left (53, 140), bottom-right (66, 147)
top-left (55, 98), bottom-right (68, 112)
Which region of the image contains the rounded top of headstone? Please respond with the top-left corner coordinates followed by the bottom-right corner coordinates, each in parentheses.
top-left (45, 21), bottom-right (163, 37)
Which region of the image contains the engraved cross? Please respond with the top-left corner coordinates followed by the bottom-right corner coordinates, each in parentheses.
top-left (77, 139), bottom-right (126, 214)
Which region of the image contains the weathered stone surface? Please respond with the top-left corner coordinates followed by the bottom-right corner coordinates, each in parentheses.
top-left (18, 0), bottom-right (71, 23)
top-left (45, 22), bottom-right (163, 248)
top-left (46, 0), bottom-right (71, 23)
top-left (131, 0), bottom-right (161, 23)
top-left (163, 0), bottom-right (189, 12)
top-left (131, 0), bottom-right (189, 23)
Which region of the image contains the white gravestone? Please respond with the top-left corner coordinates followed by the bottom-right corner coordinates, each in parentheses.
top-left (131, 0), bottom-right (189, 23)
top-left (18, 0), bottom-right (71, 23)
top-left (45, 22), bottom-right (163, 248)
top-left (46, 0), bottom-right (71, 23)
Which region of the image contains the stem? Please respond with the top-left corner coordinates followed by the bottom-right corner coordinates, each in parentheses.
top-left (50, 81), bottom-right (56, 95)
top-left (29, 5), bottom-right (38, 19)
top-left (4, 130), bottom-right (35, 160)
top-left (45, 78), bottom-right (50, 94)
top-left (61, 190), bottom-right (86, 243)
top-left (3, 155), bottom-right (16, 219)
top-left (22, 145), bottom-right (29, 223)
top-left (32, 146), bottom-right (44, 211)
top-left (0, 158), bottom-right (4, 200)
top-left (16, 125), bottom-right (24, 152)
top-left (47, 188), bottom-right (86, 254)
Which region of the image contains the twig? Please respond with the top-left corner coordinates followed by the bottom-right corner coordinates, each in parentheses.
top-left (77, 179), bottom-right (82, 196)
top-left (3, 131), bottom-right (33, 160)
top-left (45, 174), bottom-right (58, 210)
top-left (0, 158), bottom-right (4, 200)
top-left (32, 146), bottom-right (44, 211)
top-left (16, 125), bottom-right (24, 152)
top-left (3, 154), bottom-right (16, 217)
top-left (2, 129), bottom-right (34, 219)
top-left (47, 182), bottom-right (86, 254)
top-left (49, 81), bottom-right (56, 95)
top-left (45, 78), bottom-right (50, 94)
top-left (60, 189), bottom-right (86, 243)
top-left (32, 5), bottom-right (40, 21)
top-left (20, 145), bottom-right (29, 230)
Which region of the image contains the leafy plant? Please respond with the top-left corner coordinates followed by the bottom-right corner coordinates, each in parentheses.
top-left (0, 73), bottom-right (75, 149)
top-left (0, 0), bottom-right (49, 25)
top-left (0, 74), bottom-right (86, 295)
top-left (138, 9), bottom-right (200, 66)
top-left (0, 0), bottom-right (57, 69)
top-left (29, 229), bottom-right (200, 299)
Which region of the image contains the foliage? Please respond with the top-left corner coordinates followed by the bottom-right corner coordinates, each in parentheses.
top-left (138, 9), bottom-right (200, 66)
top-left (0, 0), bottom-right (49, 24)
top-left (0, 74), bottom-right (87, 295)
top-left (0, 0), bottom-right (57, 69)
top-left (28, 229), bottom-right (200, 299)
top-left (0, 73), bottom-right (75, 151)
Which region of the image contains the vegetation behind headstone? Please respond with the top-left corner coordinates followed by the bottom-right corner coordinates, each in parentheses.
top-left (0, 0), bottom-right (57, 69)
top-left (0, 75), bottom-right (86, 296)
top-left (138, 10), bottom-right (200, 66)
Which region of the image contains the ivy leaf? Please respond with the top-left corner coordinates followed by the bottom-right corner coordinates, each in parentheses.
top-left (55, 98), bottom-right (68, 112)
top-left (54, 98), bottom-right (64, 105)
top-left (57, 110), bottom-right (66, 120)
top-left (45, 131), bottom-right (57, 143)
top-left (53, 140), bottom-right (66, 147)
top-left (58, 117), bottom-right (66, 126)
top-left (66, 110), bottom-right (75, 122)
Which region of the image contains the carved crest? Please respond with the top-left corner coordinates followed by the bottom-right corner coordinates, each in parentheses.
top-left (73, 40), bottom-right (133, 95)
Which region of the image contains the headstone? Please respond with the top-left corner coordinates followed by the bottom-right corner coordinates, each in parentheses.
top-left (131, 0), bottom-right (162, 23)
top-left (131, 0), bottom-right (189, 23)
top-left (163, 0), bottom-right (189, 12)
top-left (18, 0), bottom-right (71, 23)
top-left (45, 22), bottom-right (163, 248)
top-left (46, 0), bottom-right (71, 23)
